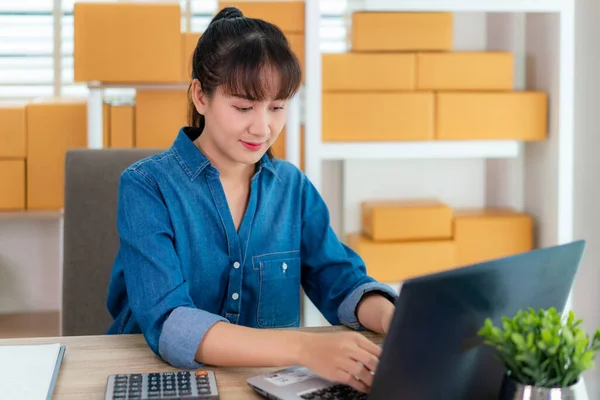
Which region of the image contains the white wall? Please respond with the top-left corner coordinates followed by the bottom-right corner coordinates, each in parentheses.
top-left (0, 216), bottom-right (62, 314)
top-left (573, 0), bottom-right (600, 396)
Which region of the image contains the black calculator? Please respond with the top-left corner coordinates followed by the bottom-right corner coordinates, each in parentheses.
top-left (104, 370), bottom-right (219, 399)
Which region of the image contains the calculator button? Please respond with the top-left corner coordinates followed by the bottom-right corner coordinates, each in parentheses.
top-left (198, 387), bottom-right (211, 395)
top-left (177, 371), bottom-right (190, 377)
top-left (195, 370), bottom-right (208, 376)
top-left (112, 394), bottom-right (126, 400)
top-left (163, 390), bottom-right (176, 396)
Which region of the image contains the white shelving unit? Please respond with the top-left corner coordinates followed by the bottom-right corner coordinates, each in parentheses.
top-left (301, 0), bottom-right (577, 330)
top-left (320, 140), bottom-right (521, 160)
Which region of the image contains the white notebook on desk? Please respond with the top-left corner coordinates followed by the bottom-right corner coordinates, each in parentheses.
top-left (0, 343), bottom-right (66, 400)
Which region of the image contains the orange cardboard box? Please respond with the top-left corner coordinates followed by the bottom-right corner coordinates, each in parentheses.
top-left (136, 90), bottom-right (188, 149)
top-left (271, 126), bottom-right (305, 170)
top-left (322, 53), bottom-right (415, 91)
top-left (351, 12), bottom-right (453, 52)
top-left (362, 200), bottom-right (453, 241)
top-left (110, 104), bottom-right (135, 148)
top-left (417, 52), bottom-right (514, 91)
top-left (181, 32), bottom-right (202, 82)
top-left (346, 233), bottom-right (456, 282)
top-left (0, 103), bottom-right (26, 158)
top-left (286, 33), bottom-right (305, 79)
top-left (454, 209), bottom-right (533, 266)
top-left (322, 92), bottom-right (434, 141)
top-left (436, 92), bottom-right (548, 140)
top-left (74, 2), bottom-right (181, 83)
top-left (27, 99), bottom-right (87, 210)
top-left (218, 1), bottom-right (305, 32)
top-left (0, 159), bottom-right (26, 210)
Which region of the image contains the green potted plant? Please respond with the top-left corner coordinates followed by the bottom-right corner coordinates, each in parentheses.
top-left (478, 307), bottom-right (600, 400)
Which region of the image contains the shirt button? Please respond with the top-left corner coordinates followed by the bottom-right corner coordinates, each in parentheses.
top-left (233, 262), bottom-right (240, 269)
top-left (282, 262), bottom-right (288, 271)
top-left (232, 293), bottom-right (239, 300)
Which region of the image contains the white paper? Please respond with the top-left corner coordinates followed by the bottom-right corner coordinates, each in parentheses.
top-left (264, 367), bottom-right (316, 387)
top-left (0, 343), bottom-right (62, 400)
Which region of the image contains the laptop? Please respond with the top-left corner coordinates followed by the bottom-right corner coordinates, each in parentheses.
top-left (247, 240), bottom-right (586, 400)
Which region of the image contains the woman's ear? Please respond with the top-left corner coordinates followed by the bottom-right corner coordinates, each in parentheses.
top-left (191, 79), bottom-right (208, 115)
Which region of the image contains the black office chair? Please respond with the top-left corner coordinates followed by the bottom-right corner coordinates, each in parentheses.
top-left (62, 148), bottom-right (162, 336)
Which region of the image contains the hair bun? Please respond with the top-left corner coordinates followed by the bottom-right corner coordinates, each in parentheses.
top-left (212, 6), bottom-right (244, 23)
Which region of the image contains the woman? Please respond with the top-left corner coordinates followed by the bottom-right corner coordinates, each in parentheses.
top-left (106, 6), bottom-right (397, 393)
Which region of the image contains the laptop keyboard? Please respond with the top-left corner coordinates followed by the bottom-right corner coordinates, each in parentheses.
top-left (299, 384), bottom-right (368, 400)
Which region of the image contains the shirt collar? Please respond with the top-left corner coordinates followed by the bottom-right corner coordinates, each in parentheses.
top-left (172, 127), bottom-right (279, 181)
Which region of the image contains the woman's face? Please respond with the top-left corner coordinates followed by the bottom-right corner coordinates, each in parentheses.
top-left (193, 81), bottom-right (289, 167)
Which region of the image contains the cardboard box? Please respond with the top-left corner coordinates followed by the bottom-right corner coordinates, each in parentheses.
top-left (362, 200), bottom-right (453, 241)
top-left (27, 99), bottom-right (87, 210)
top-left (181, 32), bottom-right (202, 82)
top-left (0, 103), bottom-right (26, 158)
top-left (0, 159), bottom-right (26, 210)
top-left (417, 52), bottom-right (514, 91)
top-left (110, 104), bottom-right (135, 148)
top-left (322, 93), bottom-right (434, 141)
top-left (346, 233), bottom-right (456, 282)
top-left (135, 90), bottom-right (188, 149)
top-left (454, 209), bottom-right (533, 266)
top-left (351, 12), bottom-right (453, 52)
top-left (74, 2), bottom-right (181, 83)
top-left (286, 33), bottom-right (305, 79)
top-left (271, 125), bottom-right (304, 170)
top-left (436, 92), bottom-right (548, 140)
top-left (322, 53), bottom-right (415, 91)
top-left (218, 1), bottom-right (305, 32)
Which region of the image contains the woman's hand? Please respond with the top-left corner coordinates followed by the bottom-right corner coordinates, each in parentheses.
top-left (295, 331), bottom-right (381, 393)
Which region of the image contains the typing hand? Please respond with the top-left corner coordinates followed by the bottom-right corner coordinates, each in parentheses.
top-left (296, 331), bottom-right (381, 393)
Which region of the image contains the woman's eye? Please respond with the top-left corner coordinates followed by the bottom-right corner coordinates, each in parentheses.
top-left (235, 106), bottom-right (252, 112)
top-left (272, 106), bottom-right (285, 111)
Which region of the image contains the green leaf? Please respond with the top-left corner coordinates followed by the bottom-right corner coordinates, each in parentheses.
top-left (512, 333), bottom-right (527, 349)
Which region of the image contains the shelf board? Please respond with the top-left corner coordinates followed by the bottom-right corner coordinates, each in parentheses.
top-left (319, 140), bottom-right (520, 160)
top-left (88, 82), bottom-right (189, 90)
top-left (356, 0), bottom-right (564, 12)
top-left (0, 210), bottom-right (64, 221)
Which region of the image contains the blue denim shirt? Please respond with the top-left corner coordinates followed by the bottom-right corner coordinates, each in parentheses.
top-left (106, 127), bottom-right (397, 369)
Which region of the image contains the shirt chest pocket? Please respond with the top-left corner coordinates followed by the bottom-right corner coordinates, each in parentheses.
top-left (254, 252), bottom-right (301, 328)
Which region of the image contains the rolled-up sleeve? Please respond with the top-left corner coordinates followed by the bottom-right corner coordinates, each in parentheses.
top-left (337, 282), bottom-right (398, 330)
top-left (299, 176), bottom-right (398, 330)
top-left (116, 169), bottom-right (228, 368)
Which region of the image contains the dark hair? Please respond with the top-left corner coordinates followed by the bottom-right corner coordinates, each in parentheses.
top-left (187, 6), bottom-right (302, 158)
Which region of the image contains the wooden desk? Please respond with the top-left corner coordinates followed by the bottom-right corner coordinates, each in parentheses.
top-left (0, 326), bottom-right (383, 400)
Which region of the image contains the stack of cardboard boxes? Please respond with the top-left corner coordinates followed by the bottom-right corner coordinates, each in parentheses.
top-left (347, 200), bottom-right (533, 283)
top-left (76, 1), bottom-right (306, 155)
top-left (0, 100), bottom-right (87, 211)
top-left (0, 3), bottom-right (549, 214)
top-left (0, 104), bottom-right (27, 210)
top-left (322, 12), bottom-right (548, 142)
